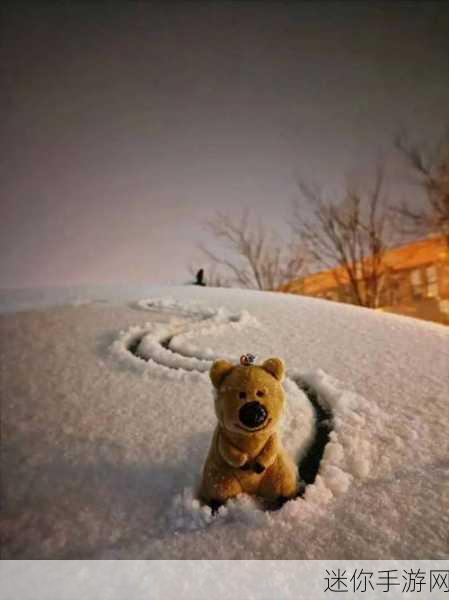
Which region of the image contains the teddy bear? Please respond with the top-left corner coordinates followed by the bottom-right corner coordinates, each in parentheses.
top-left (200, 354), bottom-right (299, 508)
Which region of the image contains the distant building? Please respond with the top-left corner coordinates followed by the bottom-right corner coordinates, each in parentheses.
top-left (279, 236), bottom-right (449, 326)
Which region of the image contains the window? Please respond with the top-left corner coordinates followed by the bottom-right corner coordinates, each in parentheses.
top-left (410, 269), bottom-right (422, 286)
top-left (388, 275), bottom-right (402, 305)
top-left (439, 300), bottom-right (449, 314)
top-left (426, 265), bottom-right (437, 283)
top-left (426, 265), bottom-right (439, 297)
top-left (410, 268), bottom-right (424, 299)
top-left (428, 283), bottom-right (439, 298)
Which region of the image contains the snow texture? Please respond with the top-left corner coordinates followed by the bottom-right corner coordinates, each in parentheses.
top-left (1, 285), bottom-right (448, 558)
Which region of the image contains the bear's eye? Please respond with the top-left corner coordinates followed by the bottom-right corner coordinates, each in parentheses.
top-left (238, 391), bottom-right (247, 400)
top-left (256, 390), bottom-right (265, 398)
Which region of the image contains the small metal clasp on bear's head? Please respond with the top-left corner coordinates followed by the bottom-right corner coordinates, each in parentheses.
top-left (240, 353), bottom-right (256, 366)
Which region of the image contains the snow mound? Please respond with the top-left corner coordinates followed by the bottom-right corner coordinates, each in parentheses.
top-left (3, 285), bottom-right (448, 558)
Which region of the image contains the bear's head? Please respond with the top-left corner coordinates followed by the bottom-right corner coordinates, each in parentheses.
top-left (210, 356), bottom-right (285, 436)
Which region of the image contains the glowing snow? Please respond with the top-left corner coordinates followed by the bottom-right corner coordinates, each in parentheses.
top-left (2, 285), bottom-right (448, 559)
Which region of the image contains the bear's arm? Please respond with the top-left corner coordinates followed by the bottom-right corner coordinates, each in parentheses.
top-left (218, 433), bottom-right (248, 468)
top-left (255, 433), bottom-right (279, 469)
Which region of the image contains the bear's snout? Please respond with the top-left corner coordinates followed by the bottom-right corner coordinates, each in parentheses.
top-left (238, 401), bottom-right (268, 429)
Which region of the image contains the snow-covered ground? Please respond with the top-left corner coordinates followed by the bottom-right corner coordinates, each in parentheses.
top-left (1, 285), bottom-right (448, 559)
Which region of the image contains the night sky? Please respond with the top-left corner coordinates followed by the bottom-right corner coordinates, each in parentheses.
top-left (2, 1), bottom-right (449, 289)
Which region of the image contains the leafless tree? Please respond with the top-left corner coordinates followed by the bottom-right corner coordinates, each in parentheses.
top-left (292, 170), bottom-right (392, 308)
top-left (394, 130), bottom-right (449, 245)
top-left (197, 210), bottom-right (307, 291)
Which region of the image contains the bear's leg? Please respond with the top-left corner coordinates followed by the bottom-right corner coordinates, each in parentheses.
top-left (201, 465), bottom-right (243, 507)
top-left (258, 453), bottom-right (299, 501)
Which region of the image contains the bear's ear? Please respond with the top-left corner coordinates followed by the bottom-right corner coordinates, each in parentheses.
top-left (262, 357), bottom-right (285, 382)
top-left (210, 360), bottom-right (234, 388)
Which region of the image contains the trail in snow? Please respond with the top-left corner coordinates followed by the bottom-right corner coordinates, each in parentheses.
top-left (110, 297), bottom-right (376, 530)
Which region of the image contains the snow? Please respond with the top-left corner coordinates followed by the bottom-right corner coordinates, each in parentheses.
top-left (0, 283), bottom-right (171, 314)
top-left (1, 285), bottom-right (448, 559)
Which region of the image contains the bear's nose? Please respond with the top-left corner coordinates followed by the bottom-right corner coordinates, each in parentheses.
top-left (239, 401), bottom-right (268, 429)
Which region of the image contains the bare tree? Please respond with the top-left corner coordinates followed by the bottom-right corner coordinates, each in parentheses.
top-left (292, 170), bottom-right (392, 308)
top-left (394, 130), bottom-right (449, 245)
top-left (197, 210), bottom-right (307, 291)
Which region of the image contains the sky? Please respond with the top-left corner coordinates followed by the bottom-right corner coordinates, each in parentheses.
top-left (1, 1), bottom-right (449, 289)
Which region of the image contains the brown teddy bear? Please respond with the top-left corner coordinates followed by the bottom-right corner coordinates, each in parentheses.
top-left (200, 354), bottom-right (299, 507)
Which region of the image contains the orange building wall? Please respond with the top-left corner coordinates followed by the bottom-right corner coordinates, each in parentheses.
top-left (280, 237), bottom-right (449, 326)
